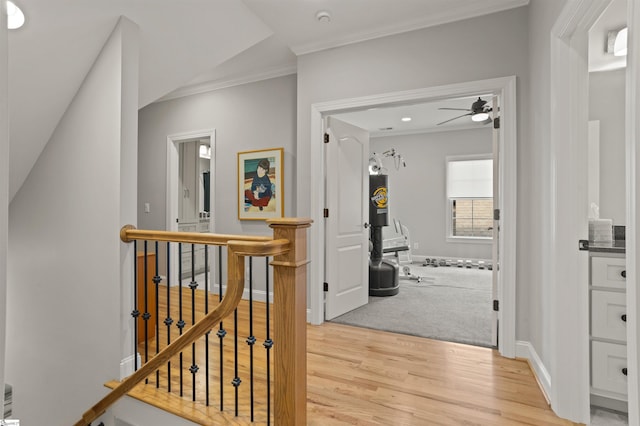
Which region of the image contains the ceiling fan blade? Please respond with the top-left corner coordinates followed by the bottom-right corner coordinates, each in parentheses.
top-left (438, 107), bottom-right (471, 111)
top-left (437, 112), bottom-right (472, 125)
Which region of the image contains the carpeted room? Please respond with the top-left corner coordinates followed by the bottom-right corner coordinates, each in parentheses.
top-left (332, 263), bottom-right (493, 347)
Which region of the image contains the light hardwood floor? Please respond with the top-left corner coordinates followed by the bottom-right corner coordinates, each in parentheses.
top-left (115, 285), bottom-right (579, 425)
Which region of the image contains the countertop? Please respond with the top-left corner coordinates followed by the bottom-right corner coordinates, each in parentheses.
top-left (589, 240), bottom-right (626, 254)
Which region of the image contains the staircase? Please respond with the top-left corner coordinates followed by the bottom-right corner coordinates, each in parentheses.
top-left (74, 218), bottom-right (311, 426)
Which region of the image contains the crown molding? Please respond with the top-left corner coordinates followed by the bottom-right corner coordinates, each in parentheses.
top-left (156, 64), bottom-right (297, 103)
top-left (292, 0), bottom-right (530, 55)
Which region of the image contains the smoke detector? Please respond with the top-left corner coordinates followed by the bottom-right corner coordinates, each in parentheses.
top-left (316, 10), bottom-right (331, 23)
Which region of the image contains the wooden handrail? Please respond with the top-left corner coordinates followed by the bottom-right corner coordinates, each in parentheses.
top-left (74, 236), bottom-right (290, 426)
top-left (120, 225), bottom-right (273, 245)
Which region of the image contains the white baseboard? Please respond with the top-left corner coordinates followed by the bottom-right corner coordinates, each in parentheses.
top-left (112, 395), bottom-right (198, 426)
top-left (516, 340), bottom-right (551, 404)
top-left (120, 353), bottom-right (142, 380)
top-left (211, 284), bottom-right (271, 304)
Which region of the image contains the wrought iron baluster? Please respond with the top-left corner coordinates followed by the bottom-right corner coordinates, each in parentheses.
top-left (154, 241), bottom-right (161, 387)
top-left (143, 241), bottom-right (149, 384)
top-left (264, 256), bottom-right (272, 425)
top-left (164, 242), bottom-right (173, 392)
top-left (246, 256), bottom-right (255, 421)
top-left (131, 240), bottom-right (139, 371)
top-left (217, 246), bottom-right (226, 410)
top-left (189, 244), bottom-right (199, 401)
top-left (233, 301), bottom-right (240, 416)
top-left (177, 243), bottom-right (185, 397)
top-left (204, 245), bottom-right (210, 406)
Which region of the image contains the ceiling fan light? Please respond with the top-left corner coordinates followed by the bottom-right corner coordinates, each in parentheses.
top-left (472, 112), bottom-right (489, 122)
top-left (614, 27), bottom-right (628, 57)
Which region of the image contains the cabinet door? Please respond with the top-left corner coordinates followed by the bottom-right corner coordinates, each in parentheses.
top-left (592, 290), bottom-right (627, 342)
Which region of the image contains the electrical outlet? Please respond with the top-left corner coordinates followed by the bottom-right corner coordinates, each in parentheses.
top-left (414, 242), bottom-right (419, 250)
top-left (144, 202), bottom-right (151, 213)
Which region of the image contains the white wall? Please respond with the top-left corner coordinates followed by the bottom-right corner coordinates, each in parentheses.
top-left (138, 74), bottom-right (296, 236)
top-left (371, 128), bottom-right (493, 260)
top-left (6, 19), bottom-right (138, 425)
top-left (589, 68), bottom-right (626, 225)
top-left (0, 2), bottom-right (8, 404)
top-left (525, 0), bottom-right (567, 377)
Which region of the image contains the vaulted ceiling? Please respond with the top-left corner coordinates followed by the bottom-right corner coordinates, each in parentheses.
top-left (7, 0), bottom-right (531, 200)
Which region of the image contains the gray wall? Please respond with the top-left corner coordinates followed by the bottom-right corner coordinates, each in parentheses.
top-left (589, 68), bottom-right (626, 225)
top-left (371, 128), bottom-right (493, 260)
top-left (138, 74), bottom-right (297, 237)
top-left (6, 19), bottom-right (138, 425)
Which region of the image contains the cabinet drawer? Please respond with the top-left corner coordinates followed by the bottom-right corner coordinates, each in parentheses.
top-left (592, 290), bottom-right (627, 342)
top-left (591, 256), bottom-right (626, 289)
top-left (592, 341), bottom-right (628, 396)
top-left (178, 223), bottom-right (197, 232)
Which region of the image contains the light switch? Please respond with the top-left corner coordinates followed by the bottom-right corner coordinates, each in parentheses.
top-left (144, 202), bottom-right (151, 213)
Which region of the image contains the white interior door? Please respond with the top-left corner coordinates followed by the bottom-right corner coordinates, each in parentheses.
top-left (491, 96), bottom-right (500, 348)
top-left (324, 117), bottom-right (369, 320)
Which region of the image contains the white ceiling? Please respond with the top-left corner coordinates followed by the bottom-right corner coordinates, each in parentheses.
top-left (6, 0), bottom-right (533, 200)
top-left (333, 95), bottom-right (495, 137)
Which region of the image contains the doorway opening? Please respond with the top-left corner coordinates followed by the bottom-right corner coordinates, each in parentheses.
top-left (309, 76), bottom-right (517, 358)
top-left (325, 96), bottom-right (498, 349)
top-left (166, 129), bottom-right (216, 286)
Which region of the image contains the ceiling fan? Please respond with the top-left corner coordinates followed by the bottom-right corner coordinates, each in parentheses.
top-left (437, 97), bottom-right (493, 125)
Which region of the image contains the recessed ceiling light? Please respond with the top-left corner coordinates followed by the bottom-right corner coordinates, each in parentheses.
top-left (6, 1), bottom-right (25, 30)
top-left (401, 117), bottom-right (412, 122)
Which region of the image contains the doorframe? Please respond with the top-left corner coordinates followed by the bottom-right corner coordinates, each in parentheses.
top-left (166, 129), bottom-right (216, 285)
top-left (309, 76), bottom-right (518, 358)
top-left (628, 2), bottom-right (640, 424)
top-left (550, 0), bottom-right (639, 422)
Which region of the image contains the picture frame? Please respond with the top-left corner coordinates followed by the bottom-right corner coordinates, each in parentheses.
top-left (238, 147), bottom-right (284, 220)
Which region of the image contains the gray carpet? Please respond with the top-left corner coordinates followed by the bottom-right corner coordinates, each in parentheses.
top-left (331, 264), bottom-right (494, 347)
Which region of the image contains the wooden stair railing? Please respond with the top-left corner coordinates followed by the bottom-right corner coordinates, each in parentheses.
top-left (74, 218), bottom-right (311, 426)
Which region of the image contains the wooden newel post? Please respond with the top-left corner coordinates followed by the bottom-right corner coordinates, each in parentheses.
top-left (268, 218), bottom-right (312, 425)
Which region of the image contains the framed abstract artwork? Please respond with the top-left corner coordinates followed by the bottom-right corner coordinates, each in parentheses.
top-left (238, 147), bottom-right (284, 220)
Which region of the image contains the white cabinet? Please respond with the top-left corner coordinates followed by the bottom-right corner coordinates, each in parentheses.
top-left (178, 220), bottom-right (210, 278)
top-left (590, 252), bottom-right (627, 411)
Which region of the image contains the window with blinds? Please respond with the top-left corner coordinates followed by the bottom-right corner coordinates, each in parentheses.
top-left (446, 156), bottom-right (493, 239)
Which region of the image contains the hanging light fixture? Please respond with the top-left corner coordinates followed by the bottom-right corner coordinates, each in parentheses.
top-left (6, 1), bottom-right (25, 30)
top-left (471, 111), bottom-right (490, 122)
